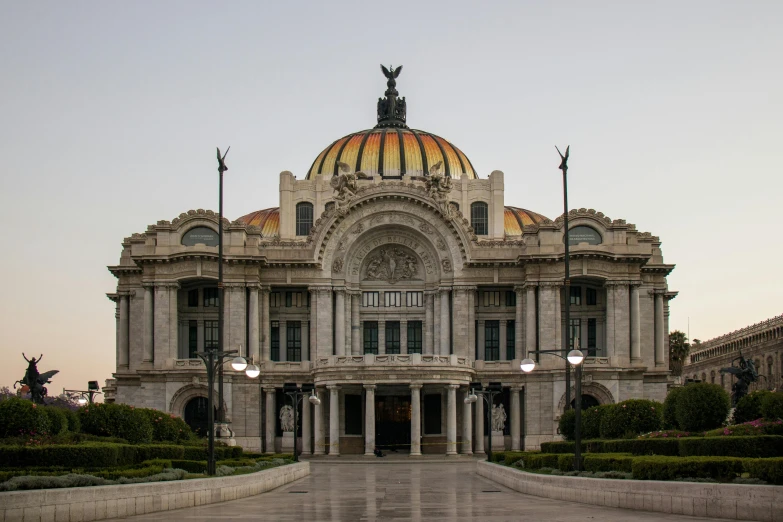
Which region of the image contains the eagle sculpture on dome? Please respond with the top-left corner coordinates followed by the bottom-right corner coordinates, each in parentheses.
top-left (381, 64), bottom-right (402, 80)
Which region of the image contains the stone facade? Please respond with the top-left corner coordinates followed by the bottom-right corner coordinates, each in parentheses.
top-left (106, 74), bottom-right (676, 453)
top-left (683, 314), bottom-right (783, 394)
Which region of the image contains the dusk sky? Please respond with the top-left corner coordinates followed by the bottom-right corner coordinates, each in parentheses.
top-left (1, 1), bottom-right (780, 394)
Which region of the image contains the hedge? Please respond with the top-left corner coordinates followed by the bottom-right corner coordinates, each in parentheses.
top-left (761, 392), bottom-right (783, 420)
top-left (79, 404), bottom-right (153, 444)
top-left (602, 438), bottom-right (680, 456)
top-left (134, 444), bottom-right (186, 462)
top-left (0, 443), bottom-right (191, 469)
top-left (662, 387), bottom-right (685, 429)
top-left (0, 398), bottom-right (51, 438)
top-left (582, 454), bottom-right (634, 473)
top-left (182, 445), bottom-right (243, 460)
top-left (558, 409), bottom-right (576, 441)
top-left (42, 407), bottom-right (68, 435)
top-left (169, 459), bottom-right (209, 474)
top-left (582, 405), bottom-right (611, 440)
top-left (674, 383), bottom-right (730, 432)
top-left (734, 391), bottom-right (771, 424)
top-left (600, 400), bottom-right (662, 439)
top-left (743, 458), bottom-right (783, 485)
top-left (631, 456), bottom-right (745, 481)
top-left (678, 435), bottom-right (783, 458)
top-left (139, 409), bottom-right (193, 442)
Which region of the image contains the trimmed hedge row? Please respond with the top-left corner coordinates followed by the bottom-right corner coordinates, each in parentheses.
top-left (559, 400), bottom-right (663, 441)
top-left (541, 435), bottom-right (783, 457)
top-left (0, 443), bottom-right (209, 469)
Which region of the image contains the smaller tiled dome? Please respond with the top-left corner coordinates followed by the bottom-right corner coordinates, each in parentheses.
top-left (236, 208), bottom-right (279, 237)
top-left (504, 206), bottom-right (549, 236)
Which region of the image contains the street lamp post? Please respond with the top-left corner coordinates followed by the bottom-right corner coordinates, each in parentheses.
top-left (557, 145), bottom-right (573, 412)
top-left (195, 347), bottom-right (258, 475)
top-left (216, 147), bottom-right (230, 426)
top-left (283, 383), bottom-right (316, 462)
top-left (521, 348), bottom-right (585, 471)
top-left (63, 381), bottom-right (102, 405)
top-left (464, 382), bottom-right (503, 462)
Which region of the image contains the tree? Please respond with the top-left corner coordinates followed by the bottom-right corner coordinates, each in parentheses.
top-left (669, 330), bottom-right (690, 376)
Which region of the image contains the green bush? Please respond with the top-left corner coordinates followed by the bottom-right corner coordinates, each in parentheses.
top-left (582, 453), bottom-right (635, 472)
top-left (662, 387), bottom-right (685, 429)
top-left (182, 445), bottom-right (242, 461)
top-left (61, 409), bottom-right (80, 433)
top-left (0, 398), bottom-right (51, 438)
top-left (761, 392), bottom-right (783, 420)
top-left (139, 409), bottom-right (193, 442)
top-left (79, 403), bottom-right (153, 444)
top-left (743, 458), bottom-right (783, 485)
top-left (603, 438), bottom-right (681, 456)
top-left (92, 465), bottom-right (165, 480)
top-left (170, 459), bottom-right (208, 474)
top-left (704, 419), bottom-right (783, 437)
top-left (134, 444), bottom-right (185, 462)
top-left (599, 400), bottom-right (663, 439)
top-left (678, 436), bottom-right (783, 458)
top-left (734, 391), bottom-right (772, 424)
top-left (582, 405), bottom-right (610, 439)
top-left (558, 409), bottom-right (576, 441)
top-left (489, 451), bottom-right (505, 463)
top-left (674, 383), bottom-right (730, 432)
top-left (0, 443), bottom-right (137, 469)
top-left (42, 407), bottom-right (68, 435)
top-left (631, 456), bottom-right (744, 481)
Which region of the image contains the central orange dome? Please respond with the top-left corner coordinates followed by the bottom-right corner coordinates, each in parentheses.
top-left (306, 128), bottom-right (477, 180)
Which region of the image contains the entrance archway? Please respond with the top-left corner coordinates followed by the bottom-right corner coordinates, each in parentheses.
top-left (375, 395), bottom-right (411, 451)
top-left (184, 397), bottom-right (216, 438)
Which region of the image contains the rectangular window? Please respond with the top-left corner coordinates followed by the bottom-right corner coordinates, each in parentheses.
top-left (187, 289), bottom-right (199, 308)
top-left (203, 288), bottom-right (219, 307)
top-left (363, 321), bottom-right (379, 354)
top-left (587, 318), bottom-right (597, 356)
top-left (483, 291), bottom-right (500, 307)
top-left (570, 286), bottom-right (582, 306)
top-left (569, 318), bottom-right (581, 350)
top-left (407, 321), bottom-right (422, 354)
top-left (285, 291), bottom-right (303, 308)
top-left (485, 320), bottom-right (500, 361)
top-left (506, 320), bottom-right (515, 360)
top-left (385, 321), bottom-right (401, 354)
top-left (406, 291), bottom-right (423, 307)
top-left (344, 395), bottom-right (362, 435)
top-left (424, 395), bottom-right (442, 434)
top-left (471, 202), bottom-right (489, 236)
top-left (505, 290), bottom-right (516, 307)
top-left (271, 321), bottom-right (280, 361)
top-left (188, 320), bottom-right (198, 358)
top-left (384, 291), bottom-right (401, 307)
top-left (204, 320), bottom-right (219, 350)
top-left (286, 321), bottom-right (302, 362)
top-left (362, 292), bottom-right (379, 307)
top-left (586, 287), bottom-right (597, 306)
top-left (270, 292), bottom-right (281, 308)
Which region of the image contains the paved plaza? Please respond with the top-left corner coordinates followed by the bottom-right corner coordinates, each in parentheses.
top-left (107, 461), bottom-right (734, 521)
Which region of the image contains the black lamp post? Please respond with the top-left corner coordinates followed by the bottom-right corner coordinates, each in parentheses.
top-left (216, 147), bottom-right (230, 425)
top-left (63, 381), bottom-right (102, 405)
top-left (557, 145), bottom-right (573, 412)
top-left (464, 382), bottom-right (503, 462)
top-left (283, 383), bottom-right (316, 462)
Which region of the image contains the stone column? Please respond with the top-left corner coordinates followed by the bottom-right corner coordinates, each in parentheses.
top-left (377, 320), bottom-right (385, 354)
top-left (351, 292), bottom-right (361, 355)
top-left (364, 384), bottom-right (376, 455)
top-left (260, 286), bottom-right (271, 361)
top-left (309, 288), bottom-right (317, 361)
top-left (424, 291), bottom-right (435, 355)
top-left (510, 386), bottom-right (522, 451)
top-left (446, 384), bottom-right (457, 455)
top-left (279, 320), bottom-right (287, 362)
top-left (452, 286), bottom-right (473, 358)
top-left (142, 284), bottom-right (153, 362)
top-left (313, 389), bottom-right (325, 455)
top-left (334, 288), bottom-right (346, 356)
top-left (630, 283), bottom-right (641, 362)
top-left (440, 289), bottom-right (451, 355)
top-left (400, 319), bottom-right (408, 354)
top-left (605, 284), bottom-right (615, 360)
top-left (554, 285), bottom-right (562, 353)
top-left (477, 320), bottom-right (485, 360)
top-left (654, 290), bottom-right (665, 366)
top-left (468, 288), bottom-right (476, 359)
top-left (410, 384), bottom-right (422, 456)
top-left (315, 288), bottom-right (333, 358)
top-left (474, 391), bottom-right (485, 454)
top-left (119, 293), bottom-right (130, 367)
top-left (169, 285), bottom-right (178, 360)
top-left (264, 388), bottom-right (276, 453)
top-left (613, 283), bottom-right (630, 361)
top-left (248, 286), bottom-right (260, 362)
top-left (345, 291), bottom-right (351, 354)
top-left (153, 284), bottom-right (171, 367)
top-left (328, 385), bottom-right (340, 456)
top-left (462, 388), bottom-right (473, 454)
top-left (525, 284), bottom-right (537, 357)
top-left (499, 320), bottom-right (508, 361)
top-left (302, 390), bottom-right (312, 455)
top-left (514, 286), bottom-right (524, 360)
top-left (433, 291), bottom-right (441, 354)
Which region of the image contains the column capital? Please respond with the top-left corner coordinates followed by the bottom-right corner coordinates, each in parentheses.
top-left (453, 285), bottom-right (477, 292)
top-left (308, 286), bottom-right (333, 296)
top-left (510, 386), bottom-right (523, 392)
top-left (604, 279), bottom-right (639, 287)
top-left (363, 384), bottom-right (376, 391)
top-left (141, 282), bottom-right (155, 289)
top-left (447, 384), bottom-right (459, 390)
top-left (223, 283), bottom-right (246, 289)
top-left (537, 281), bottom-right (561, 288)
top-left (648, 288), bottom-right (667, 295)
top-left (327, 384), bottom-right (340, 391)
top-left (333, 286), bottom-right (347, 295)
top-left (152, 281), bottom-right (180, 289)
top-left (514, 285), bottom-right (526, 294)
top-left (522, 282), bottom-right (538, 290)
top-left (117, 290), bottom-right (136, 297)
top-left (438, 286), bottom-right (452, 294)
top-left (263, 386), bottom-right (276, 393)
top-left (409, 383), bottom-right (423, 390)
top-left (259, 284), bottom-right (272, 293)
top-left (424, 289), bottom-right (438, 297)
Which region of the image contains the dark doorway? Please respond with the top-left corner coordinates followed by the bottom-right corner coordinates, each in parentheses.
top-left (375, 395), bottom-right (411, 451)
top-left (184, 397), bottom-right (216, 438)
top-left (569, 394), bottom-right (600, 410)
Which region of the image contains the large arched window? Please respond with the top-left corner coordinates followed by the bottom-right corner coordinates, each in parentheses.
top-left (296, 202), bottom-right (313, 236)
top-left (471, 202), bottom-right (488, 235)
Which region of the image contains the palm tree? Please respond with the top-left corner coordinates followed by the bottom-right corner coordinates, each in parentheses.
top-left (669, 330), bottom-right (690, 376)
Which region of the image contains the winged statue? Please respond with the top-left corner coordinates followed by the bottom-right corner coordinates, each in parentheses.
top-left (720, 351), bottom-right (761, 406)
top-left (330, 162), bottom-right (369, 210)
top-left (15, 354), bottom-right (59, 404)
top-left (381, 64), bottom-right (403, 80)
top-left (217, 146), bottom-right (230, 174)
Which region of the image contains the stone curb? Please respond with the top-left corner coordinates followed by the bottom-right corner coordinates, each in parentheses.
top-left (477, 461), bottom-right (783, 522)
top-left (0, 461), bottom-right (309, 522)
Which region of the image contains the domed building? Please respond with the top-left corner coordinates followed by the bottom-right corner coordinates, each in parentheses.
top-left (106, 67), bottom-right (676, 454)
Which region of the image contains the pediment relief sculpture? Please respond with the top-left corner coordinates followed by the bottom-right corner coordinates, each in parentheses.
top-left (364, 247), bottom-right (418, 283)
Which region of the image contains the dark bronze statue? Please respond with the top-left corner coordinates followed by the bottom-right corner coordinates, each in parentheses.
top-left (216, 147), bottom-right (230, 174)
top-left (380, 64), bottom-right (402, 88)
top-left (15, 354), bottom-right (59, 404)
top-left (556, 145), bottom-right (570, 174)
top-left (720, 351), bottom-right (759, 407)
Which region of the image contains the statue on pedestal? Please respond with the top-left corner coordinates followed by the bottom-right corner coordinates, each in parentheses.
top-left (15, 354), bottom-right (58, 405)
top-left (720, 351), bottom-right (759, 407)
top-left (491, 403), bottom-right (507, 432)
top-left (279, 405), bottom-right (295, 432)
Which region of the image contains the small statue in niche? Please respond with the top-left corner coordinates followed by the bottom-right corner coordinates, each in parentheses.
top-left (279, 405), bottom-right (295, 432)
top-left (491, 403), bottom-right (507, 432)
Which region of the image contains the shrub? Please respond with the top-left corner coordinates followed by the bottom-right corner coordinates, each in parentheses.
top-left (512, 453), bottom-right (560, 470)
top-left (558, 409), bottom-right (576, 441)
top-left (761, 392), bottom-right (783, 420)
top-left (489, 451), bottom-right (505, 463)
top-left (79, 403), bottom-right (153, 444)
top-left (603, 438), bottom-right (681, 456)
top-left (134, 444), bottom-right (185, 462)
top-left (42, 407), bottom-right (68, 435)
top-left (674, 383), bottom-right (730, 432)
top-left (678, 436), bottom-right (783, 458)
top-left (170, 459), bottom-right (208, 474)
top-left (599, 400), bottom-right (663, 439)
top-left (61, 409), bottom-right (80, 433)
top-left (704, 419), bottom-right (783, 437)
top-left (734, 391), bottom-right (772, 424)
top-left (139, 409), bottom-right (193, 442)
top-left (743, 458), bottom-right (783, 485)
top-left (182, 445), bottom-right (242, 461)
top-left (632, 456), bottom-right (744, 482)
top-left (582, 405), bottom-right (610, 439)
top-left (582, 453), bottom-right (634, 473)
top-left (92, 465), bottom-right (165, 480)
top-left (0, 443), bottom-right (137, 469)
top-left (662, 387), bottom-right (685, 429)
top-left (0, 398), bottom-right (51, 438)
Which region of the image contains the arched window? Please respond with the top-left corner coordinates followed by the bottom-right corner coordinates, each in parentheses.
top-left (471, 202), bottom-right (488, 235)
top-left (296, 202), bottom-right (313, 236)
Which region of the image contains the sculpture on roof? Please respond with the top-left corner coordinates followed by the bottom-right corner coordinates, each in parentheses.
top-left (15, 354), bottom-right (59, 404)
top-left (330, 161), bottom-right (369, 212)
top-left (377, 64), bottom-right (407, 128)
top-left (424, 161), bottom-right (455, 217)
top-left (720, 351), bottom-right (759, 406)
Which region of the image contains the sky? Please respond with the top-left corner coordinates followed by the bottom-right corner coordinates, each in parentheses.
top-left (0, 1), bottom-right (781, 394)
